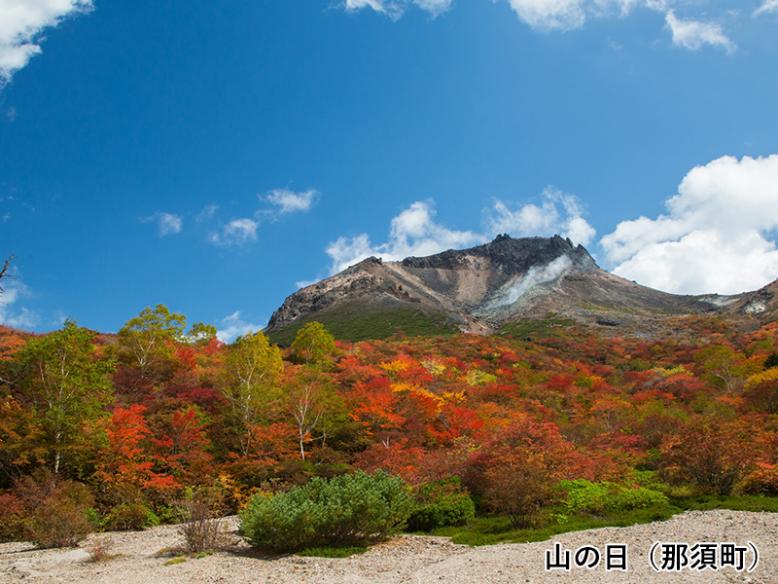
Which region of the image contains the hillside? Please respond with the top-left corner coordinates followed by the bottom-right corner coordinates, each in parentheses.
top-left (266, 234), bottom-right (776, 342)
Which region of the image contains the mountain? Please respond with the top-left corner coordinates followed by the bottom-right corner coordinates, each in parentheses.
top-left (265, 234), bottom-right (777, 342)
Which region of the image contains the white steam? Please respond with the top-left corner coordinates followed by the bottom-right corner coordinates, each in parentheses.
top-left (482, 255), bottom-right (572, 312)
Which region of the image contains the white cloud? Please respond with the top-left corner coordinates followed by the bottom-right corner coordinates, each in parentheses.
top-left (486, 188), bottom-right (596, 246)
top-left (216, 310), bottom-right (263, 343)
top-left (142, 212), bottom-right (183, 237)
top-left (208, 218), bottom-right (258, 246)
top-left (295, 278), bottom-right (319, 289)
top-left (665, 10), bottom-right (735, 53)
top-left (325, 193), bottom-right (593, 274)
top-left (158, 213), bottom-right (183, 236)
top-left (0, 273), bottom-right (38, 330)
top-left (755, 0), bottom-right (778, 16)
top-left (0, 0), bottom-right (93, 84)
top-left (342, 0), bottom-right (751, 54)
top-left (413, 0), bottom-right (453, 15)
top-left (326, 201), bottom-right (482, 273)
top-left (601, 155), bottom-right (778, 295)
top-left (204, 187), bottom-right (318, 247)
top-left (195, 203), bottom-right (218, 223)
top-left (345, 0), bottom-right (388, 12)
top-left (344, 0), bottom-right (452, 18)
top-left (343, 0), bottom-right (643, 31)
top-left (507, 0), bottom-right (586, 31)
top-left (264, 189), bottom-right (317, 215)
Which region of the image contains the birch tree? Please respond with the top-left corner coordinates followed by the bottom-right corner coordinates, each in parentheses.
top-left (221, 332), bottom-right (283, 456)
top-left (11, 320), bottom-right (114, 474)
top-left (118, 304), bottom-right (186, 383)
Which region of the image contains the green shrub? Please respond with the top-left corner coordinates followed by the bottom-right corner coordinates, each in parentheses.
top-left (156, 504), bottom-right (187, 525)
top-left (560, 480), bottom-right (611, 515)
top-left (610, 486), bottom-right (668, 510)
top-left (104, 502), bottom-right (160, 531)
top-left (407, 478), bottom-right (475, 531)
top-left (630, 470), bottom-right (668, 491)
top-left (239, 470), bottom-right (412, 553)
top-left (560, 479), bottom-right (668, 517)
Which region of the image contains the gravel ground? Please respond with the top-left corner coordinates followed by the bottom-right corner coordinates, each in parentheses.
top-left (0, 510), bottom-right (775, 584)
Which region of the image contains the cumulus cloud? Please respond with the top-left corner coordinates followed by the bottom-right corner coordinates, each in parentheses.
top-left (601, 155), bottom-right (778, 295)
top-left (216, 310), bottom-right (263, 343)
top-left (486, 188), bottom-right (596, 246)
top-left (754, 0), bottom-right (778, 16)
top-left (0, 273), bottom-right (38, 330)
top-left (0, 0), bottom-right (93, 84)
top-left (325, 192), bottom-right (593, 274)
top-left (665, 10), bottom-right (735, 53)
top-left (208, 218), bottom-right (258, 246)
top-left (142, 212), bottom-right (182, 237)
top-left (264, 189), bottom-right (317, 215)
top-left (344, 0), bottom-right (452, 18)
top-left (326, 201), bottom-right (482, 273)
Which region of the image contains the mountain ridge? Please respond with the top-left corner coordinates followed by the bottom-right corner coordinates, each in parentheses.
top-left (266, 235), bottom-right (777, 341)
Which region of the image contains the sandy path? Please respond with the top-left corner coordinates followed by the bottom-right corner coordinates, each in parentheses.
top-left (0, 510), bottom-right (775, 583)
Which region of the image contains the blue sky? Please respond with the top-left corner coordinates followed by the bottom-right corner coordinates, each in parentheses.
top-left (1, 0), bottom-right (778, 339)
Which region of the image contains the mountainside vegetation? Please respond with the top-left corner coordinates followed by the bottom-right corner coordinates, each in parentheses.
top-left (268, 303), bottom-right (458, 345)
top-left (0, 306), bottom-right (776, 551)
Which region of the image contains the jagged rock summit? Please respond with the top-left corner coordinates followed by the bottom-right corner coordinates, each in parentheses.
top-left (265, 234), bottom-right (776, 341)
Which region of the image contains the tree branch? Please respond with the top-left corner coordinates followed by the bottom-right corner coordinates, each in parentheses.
top-left (0, 255), bottom-right (12, 293)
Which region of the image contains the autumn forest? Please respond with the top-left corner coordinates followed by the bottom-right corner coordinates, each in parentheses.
top-left (0, 302), bottom-right (777, 549)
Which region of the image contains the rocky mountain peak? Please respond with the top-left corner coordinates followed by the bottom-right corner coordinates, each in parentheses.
top-left (399, 234), bottom-right (596, 274)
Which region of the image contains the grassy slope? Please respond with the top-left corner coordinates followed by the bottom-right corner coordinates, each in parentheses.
top-left (294, 495), bottom-right (778, 557)
top-left (427, 495), bottom-right (778, 546)
top-left (268, 305), bottom-right (458, 345)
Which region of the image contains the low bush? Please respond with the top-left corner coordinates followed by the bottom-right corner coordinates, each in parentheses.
top-left (239, 470), bottom-right (412, 553)
top-left (481, 452), bottom-right (562, 528)
top-left (0, 493), bottom-right (25, 542)
top-left (178, 486), bottom-right (226, 553)
top-left (612, 486), bottom-right (668, 510)
top-left (560, 479), bottom-right (610, 515)
top-left (407, 478), bottom-right (475, 531)
top-left (737, 463), bottom-right (778, 496)
top-left (86, 537), bottom-right (118, 563)
top-left (104, 502), bottom-right (160, 531)
top-left (156, 504), bottom-right (187, 525)
top-left (659, 421), bottom-right (753, 495)
top-left (10, 471), bottom-right (96, 547)
top-left (559, 479), bottom-right (668, 517)
top-left (29, 497), bottom-right (96, 548)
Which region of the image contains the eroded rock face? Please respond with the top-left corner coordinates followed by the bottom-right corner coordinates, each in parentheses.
top-left (265, 234), bottom-right (777, 337)
top-left (724, 280), bottom-right (778, 321)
